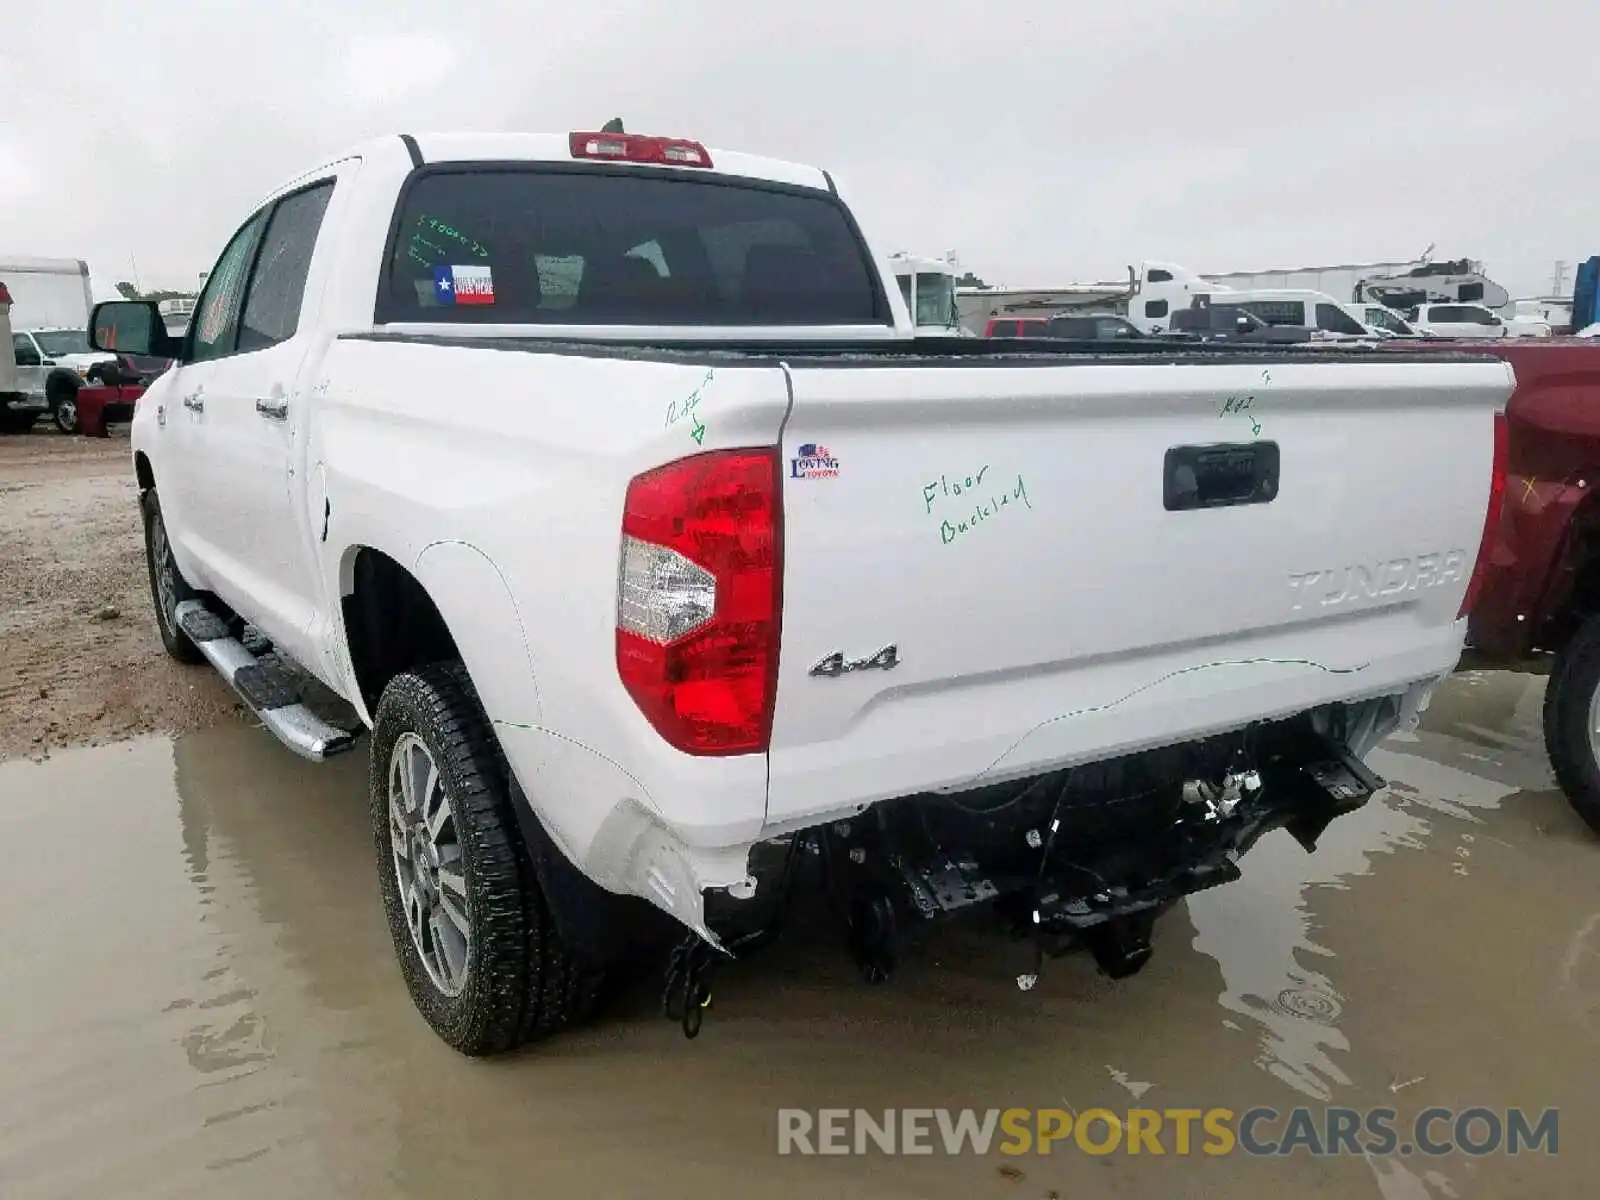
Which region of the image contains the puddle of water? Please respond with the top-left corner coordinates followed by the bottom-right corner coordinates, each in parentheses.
top-left (0, 671), bottom-right (1596, 1198)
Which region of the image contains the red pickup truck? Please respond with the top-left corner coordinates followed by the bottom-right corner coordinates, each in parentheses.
top-left (1387, 339), bottom-right (1600, 830)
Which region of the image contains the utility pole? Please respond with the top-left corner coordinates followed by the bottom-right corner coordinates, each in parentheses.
top-left (1551, 260), bottom-right (1570, 297)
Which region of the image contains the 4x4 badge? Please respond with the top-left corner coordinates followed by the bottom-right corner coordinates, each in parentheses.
top-left (810, 645), bottom-right (900, 678)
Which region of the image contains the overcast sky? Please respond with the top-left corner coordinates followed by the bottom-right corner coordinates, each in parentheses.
top-left (4, 0), bottom-right (1594, 300)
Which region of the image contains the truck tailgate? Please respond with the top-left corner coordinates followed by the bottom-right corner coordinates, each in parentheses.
top-left (766, 355), bottom-right (1512, 830)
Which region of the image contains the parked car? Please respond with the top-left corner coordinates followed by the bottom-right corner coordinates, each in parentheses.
top-left (982, 315), bottom-right (1052, 337)
top-left (1398, 340), bottom-right (1600, 833)
top-left (1343, 302), bottom-right (1420, 338)
top-left (1408, 303), bottom-right (1507, 339)
top-left (1194, 289), bottom-right (1371, 340)
top-left (1161, 304), bottom-right (1315, 344)
top-left (1042, 313), bottom-right (1144, 340)
top-left (94, 126), bottom-right (1510, 1057)
top-left (10, 326), bottom-right (118, 432)
top-left (73, 379), bottom-right (146, 437)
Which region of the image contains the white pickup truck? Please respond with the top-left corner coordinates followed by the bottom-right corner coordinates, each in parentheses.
top-left (93, 127), bottom-right (1513, 1056)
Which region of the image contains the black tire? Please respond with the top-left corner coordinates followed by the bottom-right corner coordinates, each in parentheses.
top-left (140, 489), bottom-right (204, 664)
top-left (50, 383), bottom-right (79, 434)
top-left (0, 409), bottom-right (37, 434)
top-left (370, 662), bottom-right (602, 1055)
top-left (1543, 612), bottom-right (1600, 835)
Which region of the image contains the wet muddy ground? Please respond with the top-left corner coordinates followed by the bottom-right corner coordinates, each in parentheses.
top-left (3, 434), bottom-right (1599, 1198)
top-left (0, 431), bottom-right (242, 760)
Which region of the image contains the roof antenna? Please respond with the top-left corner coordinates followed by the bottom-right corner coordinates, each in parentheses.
top-left (600, 117), bottom-right (625, 134)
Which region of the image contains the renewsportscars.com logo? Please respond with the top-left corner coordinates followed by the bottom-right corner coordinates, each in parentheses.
top-left (776, 1106), bottom-right (1559, 1158)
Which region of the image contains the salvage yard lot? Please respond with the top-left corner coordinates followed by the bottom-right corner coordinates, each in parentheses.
top-left (0, 430), bottom-right (239, 761)
top-left (2, 429), bottom-right (1599, 1198)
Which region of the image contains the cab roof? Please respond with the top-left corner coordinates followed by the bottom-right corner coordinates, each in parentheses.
top-left (329, 130), bottom-right (834, 194)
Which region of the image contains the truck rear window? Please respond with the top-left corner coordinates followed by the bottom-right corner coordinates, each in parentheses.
top-left (380, 168), bottom-right (888, 327)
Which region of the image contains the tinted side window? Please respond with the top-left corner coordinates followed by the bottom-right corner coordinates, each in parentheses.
top-left (1145, 299), bottom-right (1169, 318)
top-left (1241, 300), bottom-right (1305, 326)
top-left (384, 170), bottom-right (885, 326)
top-left (13, 335), bottom-right (40, 366)
top-left (1147, 268), bottom-right (1173, 282)
top-left (191, 212), bottom-right (269, 363)
top-left (987, 320), bottom-right (1016, 337)
top-left (1045, 318), bottom-right (1090, 338)
top-left (238, 182), bottom-right (335, 353)
top-left (1429, 306), bottom-right (1468, 322)
top-left (1316, 303), bottom-right (1367, 335)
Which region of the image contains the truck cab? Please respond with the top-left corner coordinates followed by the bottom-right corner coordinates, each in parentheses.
top-left (1409, 303), bottom-right (1507, 338)
top-left (887, 253), bottom-right (970, 336)
top-left (11, 327), bottom-right (118, 432)
top-left (1343, 302), bottom-right (1419, 338)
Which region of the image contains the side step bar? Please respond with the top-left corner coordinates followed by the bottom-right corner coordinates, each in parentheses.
top-left (175, 600), bottom-right (358, 762)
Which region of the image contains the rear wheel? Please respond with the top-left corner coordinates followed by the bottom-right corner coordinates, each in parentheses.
top-left (1542, 612), bottom-right (1600, 835)
top-left (140, 489), bottom-right (204, 664)
top-left (371, 662), bottom-right (602, 1055)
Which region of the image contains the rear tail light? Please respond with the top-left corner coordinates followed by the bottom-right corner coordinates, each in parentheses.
top-left (569, 131), bottom-right (713, 169)
top-left (1458, 410), bottom-right (1508, 620)
top-left (616, 449), bottom-right (782, 755)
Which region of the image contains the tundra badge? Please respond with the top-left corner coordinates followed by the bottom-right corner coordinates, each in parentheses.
top-left (811, 646), bottom-right (900, 678)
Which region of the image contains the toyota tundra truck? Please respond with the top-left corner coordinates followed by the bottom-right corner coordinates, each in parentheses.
top-left (90, 127), bottom-right (1512, 1056)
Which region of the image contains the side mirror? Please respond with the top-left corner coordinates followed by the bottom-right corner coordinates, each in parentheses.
top-left (90, 300), bottom-right (180, 359)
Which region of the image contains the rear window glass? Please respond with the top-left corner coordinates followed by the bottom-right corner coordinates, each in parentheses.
top-left (381, 168), bottom-right (887, 326)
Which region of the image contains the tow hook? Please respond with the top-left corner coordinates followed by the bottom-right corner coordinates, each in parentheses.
top-left (662, 932), bottom-right (716, 1039)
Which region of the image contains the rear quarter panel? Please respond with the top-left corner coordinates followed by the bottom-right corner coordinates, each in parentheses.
top-left (311, 338), bottom-right (791, 865)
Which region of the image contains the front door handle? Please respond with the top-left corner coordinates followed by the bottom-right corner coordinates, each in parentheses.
top-left (255, 397), bottom-right (289, 419)
top-left (182, 391), bottom-right (204, 412)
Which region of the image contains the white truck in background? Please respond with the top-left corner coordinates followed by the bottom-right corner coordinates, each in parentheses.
top-left (0, 282), bottom-right (30, 432)
top-left (95, 126), bottom-right (1511, 1057)
top-left (887, 252), bottom-right (972, 336)
top-left (1, 256), bottom-right (116, 431)
top-left (0, 256), bottom-right (95, 328)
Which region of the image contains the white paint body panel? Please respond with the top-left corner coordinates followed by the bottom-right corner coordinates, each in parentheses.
top-left (130, 133), bottom-right (1511, 934)
top-left (769, 359), bottom-right (1508, 828)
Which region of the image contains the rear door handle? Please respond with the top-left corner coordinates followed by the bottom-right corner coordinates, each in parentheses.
top-left (255, 397), bottom-right (289, 419)
top-left (182, 391), bottom-right (204, 412)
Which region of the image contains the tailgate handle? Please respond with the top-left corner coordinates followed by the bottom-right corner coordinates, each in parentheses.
top-left (1164, 441), bottom-right (1279, 511)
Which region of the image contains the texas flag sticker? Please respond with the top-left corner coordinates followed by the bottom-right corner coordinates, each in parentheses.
top-left (433, 264), bottom-right (495, 306)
